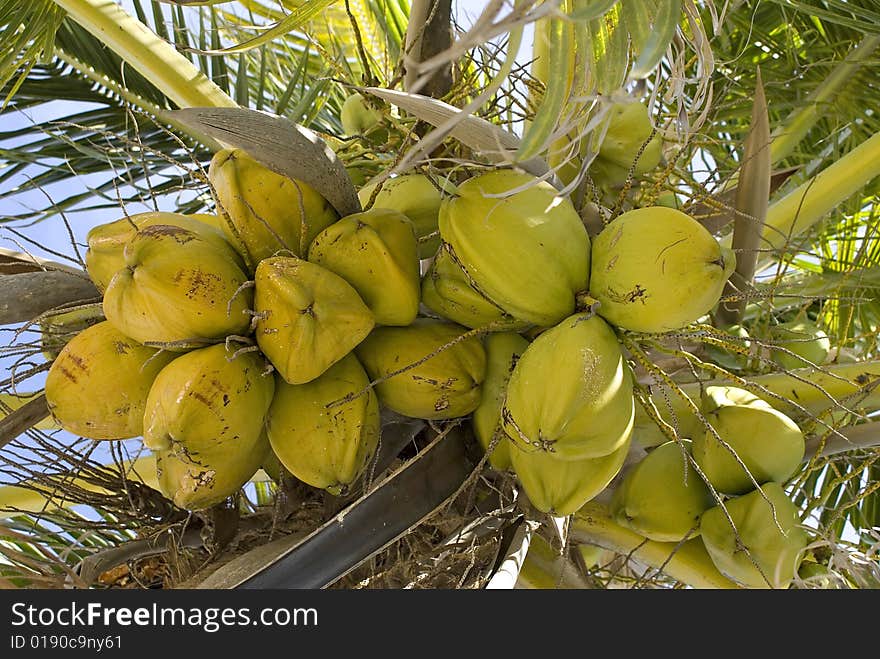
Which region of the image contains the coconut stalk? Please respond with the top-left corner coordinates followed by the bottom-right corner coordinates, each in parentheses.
top-left (0, 272), bottom-right (99, 325)
top-left (52, 0), bottom-right (236, 110)
top-left (716, 69), bottom-right (770, 326)
top-left (0, 393), bottom-right (56, 432)
top-left (512, 530), bottom-right (594, 589)
top-left (484, 517), bottom-right (534, 589)
top-left (570, 502), bottom-right (741, 589)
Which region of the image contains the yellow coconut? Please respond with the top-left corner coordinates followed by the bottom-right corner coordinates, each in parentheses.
top-left (510, 435), bottom-right (632, 517)
top-left (589, 206), bottom-right (735, 333)
top-left (44, 321), bottom-right (176, 439)
top-left (592, 101), bottom-right (662, 177)
top-left (254, 256), bottom-right (374, 385)
top-left (144, 344), bottom-right (275, 510)
top-left (355, 318), bottom-right (486, 420)
top-left (209, 148), bottom-right (338, 270)
top-left (471, 332), bottom-right (530, 471)
top-left (438, 169), bottom-right (591, 327)
top-left (420, 247), bottom-right (528, 331)
top-left (102, 223), bottom-right (252, 348)
top-left (502, 313), bottom-right (635, 460)
top-left (692, 386), bottom-right (805, 495)
top-left (85, 211), bottom-right (230, 293)
top-left (610, 439), bottom-right (715, 542)
top-left (769, 319), bottom-right (831, 370)
top-left (266, 353), bottom-right (380, 495)
top-left (358, 174), bottom-right (456, 258)
top-left (340, 93), bottom-right (385, 138)
top-left (308, 208), bottom-right (420, 326)
top-left (700, 482), bottom-right (809, 589)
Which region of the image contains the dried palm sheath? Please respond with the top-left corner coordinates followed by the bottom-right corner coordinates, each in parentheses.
top-left (234, 426), bottom-right (475, 589)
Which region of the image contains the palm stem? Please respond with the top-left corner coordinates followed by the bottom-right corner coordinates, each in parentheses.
top-left (570, 503), bottom-right (741, 589)
top-left (761, 129), bottom-right (880, 255)
top-left (769, 34), bottom-right (880, 166)
top-left (52, 0), bottom-right (236, 110)
top-left (720, 129), bottom-right (880, 264)
top-left (805, 421), bottom-right (880, 459)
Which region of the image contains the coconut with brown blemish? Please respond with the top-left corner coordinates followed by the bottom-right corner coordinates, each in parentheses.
top-left (84, 211), bottom-right (230, 293)
top-left (44, 321), bottom-right (176, 439)
top-left (589, 206), bottom-right (736, 333)
top-left (254, 256), bottom-right (374, 385)
top-left (143, 343), bottom-right (274, 510)
top-left (354, 318), bottom-right (486, 421)
top-left (102, 224), bottom-right (252, 348)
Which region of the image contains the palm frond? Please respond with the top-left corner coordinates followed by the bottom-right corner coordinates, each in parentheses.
top-left (0, 0), bottom-right (66, 107)
top-left (1, 0), bottom-right (406, 224)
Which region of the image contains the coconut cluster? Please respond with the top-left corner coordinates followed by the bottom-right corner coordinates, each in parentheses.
top-left (609, 385), bottom-right (808, 589)
top-left (43, 149), bottom-right (484, 508)
top-left (41, 108), bottom-right (810, 586)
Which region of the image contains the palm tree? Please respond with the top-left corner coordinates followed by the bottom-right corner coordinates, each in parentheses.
top-left (0, 0), bottom-right (878, 589)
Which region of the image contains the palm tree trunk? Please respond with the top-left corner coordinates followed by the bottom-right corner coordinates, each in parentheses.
top-left (404, 0), bottom-right (453, 97)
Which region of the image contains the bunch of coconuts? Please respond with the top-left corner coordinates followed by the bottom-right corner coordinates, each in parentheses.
top-left (41, 95), bottom-right (810, 588)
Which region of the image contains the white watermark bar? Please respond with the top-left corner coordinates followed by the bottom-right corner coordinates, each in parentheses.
top-left (9, 601), bottom-right (317, 633)
top-left (0, 591), bottom-right (327, 652)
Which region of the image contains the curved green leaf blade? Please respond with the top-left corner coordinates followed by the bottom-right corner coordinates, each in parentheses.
top-left (184, 0), bottom-right (337, 55)
top-left (627, 0), bottom-right (681, 79)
